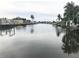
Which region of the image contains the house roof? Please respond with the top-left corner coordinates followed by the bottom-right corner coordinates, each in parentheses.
top-left (13, 17), bottom-right (26, 20)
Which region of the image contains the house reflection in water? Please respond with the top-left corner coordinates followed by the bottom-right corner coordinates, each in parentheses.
top-left (0, 26), bottom-right (15, 36)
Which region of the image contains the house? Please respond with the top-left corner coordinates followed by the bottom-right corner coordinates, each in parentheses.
top-left (0, 18), bottom-right (10, 25)
top-left (12, 17), bottom-right (26, 24)
top-left (26, 20), bottom-right (31, 24)
top-left (76, 12), bottom-right (79, 24)
top-left (0, 18), bottom-right (15, 25)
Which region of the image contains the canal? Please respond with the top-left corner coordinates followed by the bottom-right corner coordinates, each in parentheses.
top-left (0, 24), bottom-right (79, 58)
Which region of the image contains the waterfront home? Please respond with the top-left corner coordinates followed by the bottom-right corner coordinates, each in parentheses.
top-left (12, 17), bottom-right (26, 24)
top-left (26, 20), bottom-right (31, 24)
top-left (76, 12), bottom-right (79, 24)
top-left (70, 12), bottom-right (79, 28)
top-left (0, 18), bottom-right (10, 25)
top-left (0, 18), bottom-right (15, 25)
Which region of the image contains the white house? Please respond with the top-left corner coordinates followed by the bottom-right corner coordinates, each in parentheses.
top-left (0, 18), bottom-right (15, 25)
top-left (0, 18), bottom-right (9, 25)
top-left (12, 17), bottom-right (26, 24)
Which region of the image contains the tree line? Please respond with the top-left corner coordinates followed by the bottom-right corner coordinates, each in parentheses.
top-left (57, 1), bottom-right (79, 25)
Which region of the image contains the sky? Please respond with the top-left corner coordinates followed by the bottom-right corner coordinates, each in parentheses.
top-left (0, 0), bottom-right (79, 20)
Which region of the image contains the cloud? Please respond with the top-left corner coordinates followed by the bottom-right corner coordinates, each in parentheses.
top-left (0, 0), bottom-right (78, 18)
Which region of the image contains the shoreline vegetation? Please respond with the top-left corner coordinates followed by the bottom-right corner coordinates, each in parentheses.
top-left (55, 1), bottom-right (79, 30)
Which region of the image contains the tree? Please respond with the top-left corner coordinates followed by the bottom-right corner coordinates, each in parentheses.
top-left (64, 1), bottom-right (75, 21)
top-left (57, 14), bottom-right (61, 21)
top-left (63, 1), bottom-right (79, 23)
top-left (30, 14), bottom-right (34, 20)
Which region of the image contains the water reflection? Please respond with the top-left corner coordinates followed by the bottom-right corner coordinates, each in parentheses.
top-left (55, 26), bottom-right (79, 55)
top-left (15, 25), bottom-right (26, 30)
top-left (0, 25), bottom-right (35, 37)
top-left (30, 25), bottom-right (34, 34)
top-left (0, 26), bottom-right (15, 36)
top-left (55, 26), bottom-right (64, 37)
top-left (1, 24), bottom-right (79, 57)
top-left (62, 28), bottom-right (79, 55)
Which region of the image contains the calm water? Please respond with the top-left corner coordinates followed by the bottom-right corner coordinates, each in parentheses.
top-left (0, 24), bottom-right (79, 58)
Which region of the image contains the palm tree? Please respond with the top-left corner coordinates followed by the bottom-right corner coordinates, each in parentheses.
top-left (57, 14), bottom-right (61, 21)
top-left (30, 14), bottom-right (34, 22)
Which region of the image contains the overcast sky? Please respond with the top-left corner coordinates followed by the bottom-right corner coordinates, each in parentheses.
top-left (0, 0), bottom-right (79, 18)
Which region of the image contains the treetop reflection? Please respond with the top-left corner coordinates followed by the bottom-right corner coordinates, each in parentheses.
top-left (55, 26), bottom-right (79, 55)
